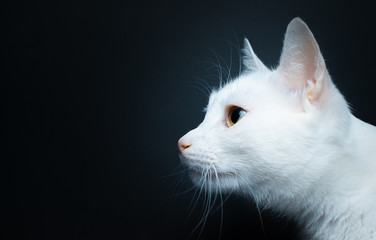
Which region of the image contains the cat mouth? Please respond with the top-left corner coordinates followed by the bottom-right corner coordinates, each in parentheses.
top-left (187, 166), bottom-right (235, 180)
top-left (179, 154), bottom-right (236, 180)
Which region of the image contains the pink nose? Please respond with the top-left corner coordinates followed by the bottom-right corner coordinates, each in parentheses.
top-left (178, 138), bottom-right (191, 154)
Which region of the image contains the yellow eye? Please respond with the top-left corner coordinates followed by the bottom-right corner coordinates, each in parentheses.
top-left (227, 106), bottom-right (247, 126)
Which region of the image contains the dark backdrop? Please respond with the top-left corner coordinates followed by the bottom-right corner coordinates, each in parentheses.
top-left (4, 1), bottom-right (376, 239)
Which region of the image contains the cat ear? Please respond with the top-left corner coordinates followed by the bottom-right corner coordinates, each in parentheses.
top-left (242, 38), bottom-right (268, 72)
top-left (277, 18), bottom-right (329, 103)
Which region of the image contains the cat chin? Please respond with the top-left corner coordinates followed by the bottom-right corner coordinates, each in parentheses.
top-left (187, 167), bottom-right (236, 179)
top-left (179, 153), bottom-right (241, 191)
top-left (186, 166), bottom-right (239, 191)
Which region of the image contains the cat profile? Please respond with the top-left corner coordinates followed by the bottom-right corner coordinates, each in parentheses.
top-left (178, 18), bottom-right (376, 240)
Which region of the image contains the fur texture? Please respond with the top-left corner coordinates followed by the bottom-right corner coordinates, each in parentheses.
top-left (178, 18), bottom-right (376, 240)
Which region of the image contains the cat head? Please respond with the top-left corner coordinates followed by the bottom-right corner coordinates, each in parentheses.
top-left (178, 18), bottom-right (350, 205)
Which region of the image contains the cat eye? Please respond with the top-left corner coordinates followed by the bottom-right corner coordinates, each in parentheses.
top-left (227, 106), bottom-right (247, 127)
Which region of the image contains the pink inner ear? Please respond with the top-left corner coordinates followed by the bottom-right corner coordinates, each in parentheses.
top-left (279, 50), bottom-right (318, 90)
top-left (277, 18), bottom-right (328, 100)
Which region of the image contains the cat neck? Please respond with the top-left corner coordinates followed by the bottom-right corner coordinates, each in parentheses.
top-left (290, 116), bottom-right (376, 239)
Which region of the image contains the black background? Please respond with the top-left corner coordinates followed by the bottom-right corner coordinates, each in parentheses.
top-left (4, 0), bottom-right (376, 239)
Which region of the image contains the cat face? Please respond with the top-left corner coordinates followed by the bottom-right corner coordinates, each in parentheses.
top-left (178, 71), bottom-right (315, 195)
top-left (178, 18), bottom-right (349, 203)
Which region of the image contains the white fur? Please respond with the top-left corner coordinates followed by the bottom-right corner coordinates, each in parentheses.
top-left (178, 18), bottom-right (376, 240)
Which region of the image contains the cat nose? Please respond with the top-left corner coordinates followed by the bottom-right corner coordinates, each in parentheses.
top-left (178, 138), bottom-right (191, 154)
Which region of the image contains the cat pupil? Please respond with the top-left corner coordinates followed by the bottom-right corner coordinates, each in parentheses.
top-left (229, 107), bottom-right (245, 126)
top-left (231, 108), bottom-right (241, 123)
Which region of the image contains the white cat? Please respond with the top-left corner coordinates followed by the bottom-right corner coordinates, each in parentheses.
top-left (178, 18), bottom-right (376, 240)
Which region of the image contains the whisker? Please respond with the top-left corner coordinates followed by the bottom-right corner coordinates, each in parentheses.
top-left (186, 76), bottom-right (213, 95)
top-left (159, 167), bottom-right (187, 179)
top-left (166, 171), bottom-right (189, 197)
top-left (187, 168), bottom-right (209, 209)
top-left (211, 189), bottom-right (233, 213)
top-left (191, 75), bottom-right (213, 90)
top-left (234, 172), bottom-right (267, 240)
top-left (186, 168), bottom-right (210, 225)
top-left (168, 183), bottom-right (197, 198)
top-left (192, 167), bottom-right (225, 240)
top-left (226, 42), bottom-right (233, 84)
top-left (212, 167), bottom-right (224, 240)
top-left (186, 84), bottom-right (210, 98)
top-left (196, 169), bottom-right (212, 239)
top-left (188, 168), bottom-right (211, 239)
top-left (220, 36), bottom-right (243, 77)
top-left (206, 48), bottom-right (228, 89)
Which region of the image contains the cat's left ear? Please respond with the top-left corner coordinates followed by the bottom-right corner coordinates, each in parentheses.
top-left (277, 18), bottom-right (330, 103)
top-left (242, 38), bottom-right (268, 72)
